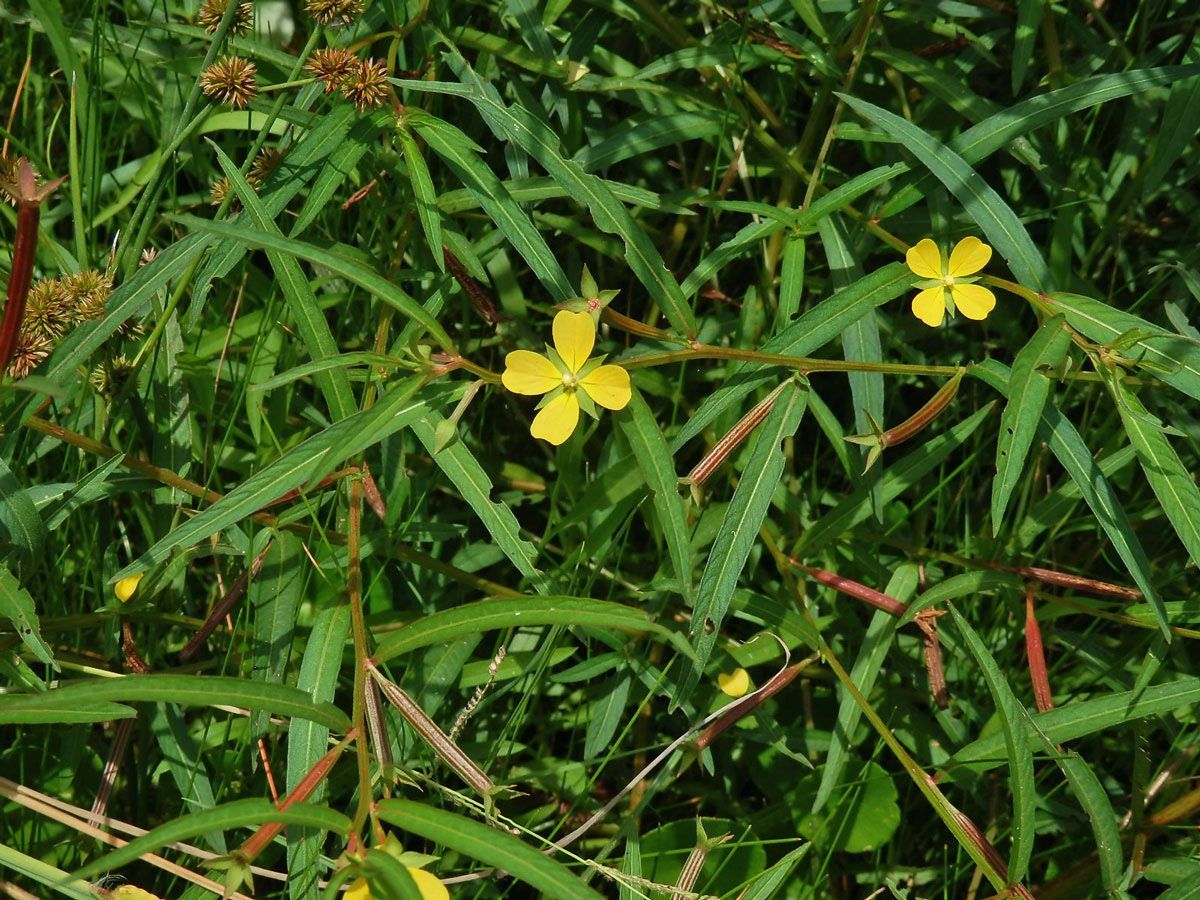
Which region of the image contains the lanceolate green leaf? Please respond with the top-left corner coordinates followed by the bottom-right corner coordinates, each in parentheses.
top-left (617, 389), bottom-right (694, 603)
top-left (411, 112), bottom-right (574, 303)
top-left (675, 382), bottom-right (807, 708)
top-left (407, 64), bottom-right (698, 337)
top-left (212, 143), bottom-right (357, 421)
top-left (70, 800), bottom-right (351, 879)
top-left (113, 377), bottom-right (436, 579)
top-left (839, 93), bottom-right (1050, 291)
top-left (0, 565), bottom-right (55, 669)
top-left (395, 126), bottom-right (444, 271)
top-left (992, 316), bottom-right (1072, 532)
top-left (1045, 291), bottom-right (1200, 403)
top-left (0, 675), bottom-right (350, 731)
top-left (172, 213), bottom-right (457, 352)
top-left (1110, 378), bottom-right (1200, 573)
top-left (377, 800), bottom-right (608, 900)
top-left (901, 571), bottom-right (1023, 625)
top-left (947, 605), bottom-right (1037, 884)
top-left (411, 412), bottom-right (550, 594)
top-left (947, 677), bottom-right (1200, 772)
top-left (374, 596), bottom-right (678, 663)
top-left (972, 361), bottom-right (1169, 640)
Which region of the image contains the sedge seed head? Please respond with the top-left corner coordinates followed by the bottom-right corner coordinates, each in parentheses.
top-left (197, 0), bottom-right (253, 34)
top-left (304, 0), bottom-right (364, 25)
top-left (23, 279), bottom-right (72, 340)
top-left (7, 332), bottom-right (52, 378)
top-left (339, 57), bottom-right (389, 111)
top-left (305, 47), bottom-right (358, 91)
top-left (199, 55), bottom-right (259, 109)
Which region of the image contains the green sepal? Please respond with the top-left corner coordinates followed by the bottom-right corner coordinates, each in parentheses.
top-left (534, 384), bottom-right (566, 409)
top-left (575, 388), bottom-right (599, 420)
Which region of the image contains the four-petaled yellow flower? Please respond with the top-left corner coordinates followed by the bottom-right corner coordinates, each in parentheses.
top-left (905, 237), bottom-right (996, 327)
top-left (502, 311), bottom-right (631, 445)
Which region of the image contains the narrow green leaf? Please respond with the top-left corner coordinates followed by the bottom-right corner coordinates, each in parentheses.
top-left (0, 675), bottom-right (350, 731)
top-left (576, 110), bottom-right (734, 172)
top-left (71, 799), bottom-right (351, 879)
top-left (250, 533), bottom-right (304, 737)
top-left (838, 93), bottom-right (1050, 290)
top-left (113, 376), bottom-right (435, 579)
top-left (0, 844), bottom-right (94, 900)
top-left (377, 799), bottom-right (608, 900)
top-left (1011, 0), bottom-right (1046, 94)
top-left (0, 564), bottom-right (56, 668)
top-left (410, 411), bottom-right (550, 594)
top-left (992, 315), bottom-right (1072, 532)
top-left (0, 459), bottom-right (46, 564)
top-left (374, 595), bottom-right (677, 663)
top-left (676, 382), bottom-right (807, 707)
top-left (1111, 378), bottom-right (1200, 573)
top-left (617, 389), bottom-right (693, 603)
top-left (901, 572), bottom-right (1023, 625)
top-left (396, 127), bottom-right (444, 270)
top-left (212, 143), bottom-right (357, 421)
top-left (947, 677), bottom-right (1200, 772)
top-left (947, 605), bottom-right (1037, 884)
top-left (973, 360), bottom-right (1169, 640)
top-left (148, 702), bottom-right (227, 853)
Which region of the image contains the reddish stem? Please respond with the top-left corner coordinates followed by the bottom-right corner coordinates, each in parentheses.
top-left (0, 204), bottom-right (39, 374)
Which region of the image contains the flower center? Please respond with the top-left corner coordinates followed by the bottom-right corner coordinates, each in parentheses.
top-left (941, 275), bottom-right (955, 287)
top-left (561, 371), bottom-right (578, 390)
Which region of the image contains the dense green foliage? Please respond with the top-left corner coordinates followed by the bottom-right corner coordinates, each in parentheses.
top-left (2, 1), bottom-right (1200, 898)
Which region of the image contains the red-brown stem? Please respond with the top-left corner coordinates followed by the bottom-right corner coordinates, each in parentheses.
top-left (121, 617), bottom-right (151, 674)
top-left (254, 467), bottom-right (358, 513)
top-left (89, 718), bottom-right (134, 828)
top-left (179, 543), bottom-right (271, 661)
top-left (1025, 584), bottom-right (1053, 713)
top-left (1013, 565), bottom-right (1140, 602)
top-left (0, 203), bottom-right (40, 374)
top-left (444, 247), bottom-right (507, 325)
top-left (882, 369), bottom-right (963, 448)
top-left (687, 381), bottom-right (791, 486)
top-left (600, 306), bottom-right (680, 342)
top-left (694, 661), bottom-right (806, 750)
top-left (237, 728), bottom-right (357, 863)
top-left (790, 561), bottom-right (909, 617)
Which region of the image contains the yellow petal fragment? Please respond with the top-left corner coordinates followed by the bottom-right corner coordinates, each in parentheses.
top-left (552, 310), bottom-right (595, 374)
top-left (530, 392), bottom-right (580, 445)
top-left (502, 350), bottom-right (561, 396)
top-left (578, 364), bottom-right (631, 410)
top-left (951, 282), bottom-right (997, 320)
top-left (717, 668), bottom-right (751, 698)
top-left (344, 878), bottom-right (372, 900)
top-left (947, 236), bottom-right (992, 277)
top-left (407, 868), bottom-right (450, 900)
top-left (115, 573), bottom-right (144, 603)
top-left (911, 287), bottom-right (947, 327)
top-left (905, 238), bottom-right (943, 279)
top-left (110, 888), bottom-right (166, 900)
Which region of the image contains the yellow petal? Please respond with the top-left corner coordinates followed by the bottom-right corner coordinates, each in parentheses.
top-left (947, 236), bottom-right (992, 277)
top-left (344, 878), bottom-right (372, 900)
top-left (950, 282), bottom-right (996, 320)
top-left (911, 287), bottom-right (947, 327)
top-left (110, 888), bottom-right (165, 900)
top-left (717, 668), bottom-right (751, 698)
top-left (530, 392), bottom-right (580, 445)
top-left (115, 573), bottom-right (144, 603)
top-left (502, 350), bottom-right (561, 396)
top-left (552, 310), bottom-right (595, 374)
top-left (905, 238), bottom-right (943, 278)
top-left (407, 868), bottom-right (450, 900)
top-left (578, 364), bottom-right (631, 410)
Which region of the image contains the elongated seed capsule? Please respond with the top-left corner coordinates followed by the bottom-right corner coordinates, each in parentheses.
top-left (685, 380), bottom-right (793, 487)
top-left (367, 661), bottom-right (495, 796)
top-left (791, 562), bottom-right (909, 617)
top-left (1025, 585), bottom-right (1053, 713)
top-left (881, 367), bottom-right (965, 448)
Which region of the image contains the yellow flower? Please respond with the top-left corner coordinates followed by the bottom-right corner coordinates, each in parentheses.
top-left (501, 310), bottom-right (631, 445)
top-left (717, 668), bottom-right (751, 698)
top-left (115, 573), bottom-right (144, 603)
top-left (905, 237), bottom-right (996, 327)
top-left (344, 870), bottom-right (448, 900)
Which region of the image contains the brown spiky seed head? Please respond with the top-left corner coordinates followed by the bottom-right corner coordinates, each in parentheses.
top-left (305, 47), bottom-right (357, 91)
top-left (199, 55), bottom-right (259, 109)
top-left (61, 269), bottom-right (113, 321)
top-left (210, 176), bottom-right (234, 206)
top-left (139, 248), bottom-right (160, 267)
top-left (23, 279), bottom-right (72, 339)
top-left (7, 332), bottom-right (52, 378)
top-left (339, 58), bottom-right (389, 112)
top-left (304, 0), bottom-right (364, 25)
top-left (248, 146), bottom-right (286, 184)
top-left (197, 0), bottom-right (253, 34)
